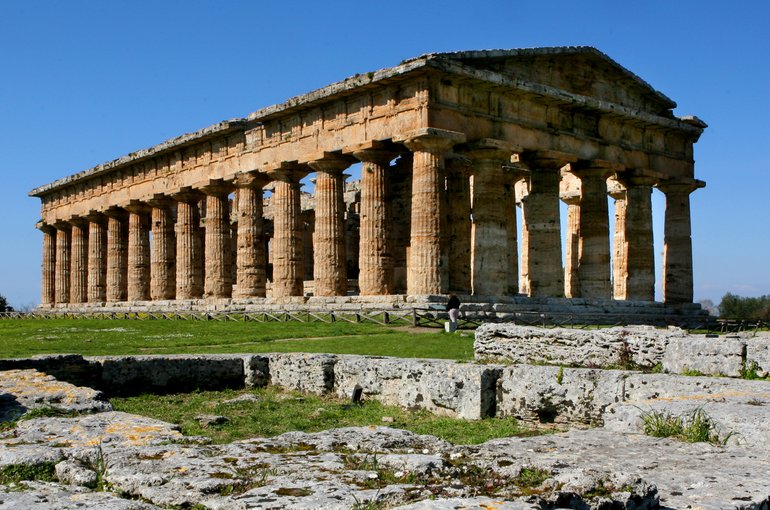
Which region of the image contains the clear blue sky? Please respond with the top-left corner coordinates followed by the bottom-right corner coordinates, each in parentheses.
top-left (1, 0), bottom-right (768, 309)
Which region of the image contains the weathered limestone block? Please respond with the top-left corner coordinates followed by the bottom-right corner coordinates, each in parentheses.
top-left (475, 324), bottom-right (676, 369)
top-left (0, 483), bottom-right (164, 510)
top-left (333, 355), bottom-right (500, 419)
top-left (745, 333), bottom-right (770, 377)
top-left (496, 365), bottom-right (625, 425)
top-left (242, 354), bottom-right (270, 388)
top-left (0, 369), bottom-right (111, 421)
top-left (94, 355), bottom-right (245, 396)
top-left (266, 353), bottom-right (336, 394)
top-left (662, 336), bottom-right (745, 377)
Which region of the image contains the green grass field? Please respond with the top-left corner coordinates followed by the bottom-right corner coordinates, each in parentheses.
top-left (0, 318), bottom-right (474, 360)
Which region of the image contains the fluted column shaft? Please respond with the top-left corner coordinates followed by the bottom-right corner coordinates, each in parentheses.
top-left (354, 149), bottom-right (397, 295)
top-left (309, 158), bottom-right (350, 296)
top-left (399, 129), bottom-right (464, 295)
top-left (40, 226), bottom-right (56, 306)
top-left (271, 171), bottom-right (304, 297)
top-left (504, 167), bottom-right (527, 295)
top-left (562, 195), bottom-right (581, 298)
top-left (69, 220), bottom-right (89, 303)
top-left (234, 175), bottom-right (268, 298)
top-left (106, 211), bottom-right (128, 302)
top-left (572, 164), bottom-right (613, 299)
top-left (520, 152), bottom-right (574, 297)
top-left (87, 216), bottom-right (107, 302)
top-left (175, 193), bottom-right (204, 299)
top-left (445, 157), bottom-right (472, 293)
top-left (618, 175), bottom-right (656, 301)
top-left (149, 199), bottom-right (176, 300)
top-left (202, 185), bottom-right (234, 299)
top-left (127, 205), bottom-right (151, 301)
top-left (660, 180), bottom-right (703, 304)
top-left (54, 225), bottom-right (71, 304)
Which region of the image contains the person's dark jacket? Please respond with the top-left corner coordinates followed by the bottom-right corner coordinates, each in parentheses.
top-left (446, 295), bottom-right (461, 311)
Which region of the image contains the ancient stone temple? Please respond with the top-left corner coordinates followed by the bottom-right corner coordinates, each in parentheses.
top-left (30, 47), bottom-right (706, 316)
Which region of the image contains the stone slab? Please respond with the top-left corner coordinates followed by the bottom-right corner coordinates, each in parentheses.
top-left (266, 353), bottom-right (337, 394)
top-left (662, 336), bottom-right (745, 377)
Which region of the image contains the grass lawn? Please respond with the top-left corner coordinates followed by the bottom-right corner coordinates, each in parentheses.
top-left (0, 318), bottom-right (474, 360)
top-left (111, 386), bottom-right (539, 445)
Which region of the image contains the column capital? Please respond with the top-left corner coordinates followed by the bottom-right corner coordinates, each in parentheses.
top-left (68, 216), bottom-right (89, 228)
top-left (103, 206), bottom-right (128, 220)
top-left (657, 178), bottom-right (706, 195)
top-left (36, 221), bottom-right (55, 233)
top-left (560, 191), bottom-right (581, 205)
top-left (393, 127), bottom-right (466, 153)
top-left (266, 162), bottom-right (308, 183)
top-left (52, 220), bottom-right (72, 231)
top-left (307, 151), bottom-right (357, 174)
top-left (198, 179), bottom-right (235, 196)
top-left (615, 168), bottom-right (662, 188)
top-left (85, 210), bottom-right (107, 224)
top-left (172, 187), bottom-right (204, 204)
top-left (502, 162), bottom-right (531, 180)
top-left (351, 141), bottom-right (400, 167)
top-left (146, 194), bottom-right (175, 209)
top-left (457, 138), bottom-right (518, 161)
top-left (234, 171), bottom-right (271, 189)
top-left (124, 200), bottom-right (151, 215)
top-left (518, 149), bottom-right (578, 169)
top-left (569, 159), bottom-right (623, 179)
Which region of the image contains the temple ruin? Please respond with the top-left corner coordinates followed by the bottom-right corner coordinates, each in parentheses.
top-left (29, 47), bottom-right (707, 318)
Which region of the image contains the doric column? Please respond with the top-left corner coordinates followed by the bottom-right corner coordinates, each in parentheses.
top-left (461, 139), bottom-right (516, 296)
top-left (39, 224), bottom-right (56, 306)
top-left (69, 218), bottom-right (89, 304)
top-left (126, 202), bottom-right (151, 302)
top-left (86, 213), bottom-right (107, 303)
top-left (607, 179), bottom-right (627, 300)
top-left (353, 143), bottom-right (399, 295)
top-left (104, 208), bottom-right (128, 302)
top-left (615, 171), bottom-right (658, 301)
top-left (395, 128), bottom-right (465, 295)
top-left (308, 154), bottom-right (353, 297)
top-left (569, 160), bottom-right (617, 299)
top-left (561, 191), bottom-right (581, 298)
top-left (54, 222), bottom-right (71, 304)
top-left (270, 166), bottom-right (306, 297)
top-left (390, 153), bottom-right (413, 294)
top-left (504, 164), bottom-right (528, 295)
top-left (445, 156), bottom-right (472, 293)
top-left (659, 178), bottom-right (705, 304)
top-left (201, 181), bottom-right (235, 299)
top-left (233, 173), bottom-right (269, 298)
top-left (519, 150), bottom-right (577, 297)
top-left (174, 190), bottom-right (204, 299)
top-left (147, 196), bottom-right (176, 300)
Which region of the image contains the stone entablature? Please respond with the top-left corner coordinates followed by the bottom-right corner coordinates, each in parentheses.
top-left (30, 47), bottom-right (706, 308)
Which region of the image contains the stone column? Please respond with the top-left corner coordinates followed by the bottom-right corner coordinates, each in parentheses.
top-left (105, 209), bottom-right (128, 302)
top-left (395, 128), bottom-right (465, 295)
top-left (147, 197), bottom-right (176, 301)
top-left (126, 203), bottom-right (151, 302)
top-left (607, 179), bottom-right (626, 300)
top-left (86, 213), bottom-right (107, 303)
top-left (54, 223), bottom-right (71, 304)
top-left (390, 153), bottom-right (413, 294)
top-left (201, 181), bottom-right (235, 299)
top-left (519, 150), bottom-right (576, 297)
top-left (39, 224), bottom-right (56, 306)
top-left (353, 144), bottom-right (399, 295)
top-left (445, 156), bottom-right (472, 293)
top-left (174, 190), bottom-right (204, 299)
top-left (462, 139), bottom-right (516, 296)
top-left (233, 173), bottom-right (269, 298)
top-left (570, 161), bottom-right (617, 299)
top-left (69, 218), bottom-right (89, 304)
top-left (270, 167), bottom-right (305, 297)
top-left (308, 154), bottom-right (352, 296)
top-left (504, 164), bottom-right (528, 295)
top-left (659, 179), bottom-right (705, 304)
top-left (561, 192), bottom-right (581, 298)
top-left (616, 171), bottom-right (657, 301)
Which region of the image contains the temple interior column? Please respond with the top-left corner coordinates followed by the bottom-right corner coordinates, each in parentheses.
top-left (201, 182), bottom-right (234, 299)
top-left (126, 203), bottom-right (151, 302)
top-left (174, 190), bottom-right (204, 299)
top-left (390, 153), bottom-right (412, 294)
top-left (561, 191), bottom-right (581, 298)
top-left (396, 128), bottom-right (465, 295)
top-left (570, 161), bottom-right (616, 299)
top-left (445, 156), bottom-right (472, 294)
top-left (86, 214), bottom-right (107, 303)
top-left (309, 154), bottom-right (352, 297)
top-left (504, 165), bottom-right (528, 295)
top-left (40, 224), bottom-right (56, 306)
top-left (234, 173), bottom-right (269, 298)
top-left (659, 178), bottom-right (704, 304)
top-left (519, 150), bottom-right (576, 297)
top-left (69, 218), bottom-right (89, 304)
top-left (270, 167), bottom-right (305, 297)
top-left (616, 171), bottom-right (657, 301)
top-left (54, 223), bottom-right (71, 304)
top-left (462, 139), bottom-right (515, 296)
top-left (148, 197), bottom-right (176, 300)
top-left (353, 144), bottom-right (399, 295)
top-left (105, 209), bottom-right (128, 302)
top-left (607, 179), bottom-right (627, 300)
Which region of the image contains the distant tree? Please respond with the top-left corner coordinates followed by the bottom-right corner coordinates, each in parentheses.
top-left (0, 293), bottom-right (13, 312)
top-left (718, 293), bottom-right (770, 320)
top-left (698, 299), bottom-right (719, 316)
